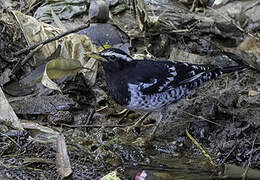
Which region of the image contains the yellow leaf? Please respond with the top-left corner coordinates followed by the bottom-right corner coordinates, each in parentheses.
top-left (46, 58), bottom-right (85, 79)
top-left (41, 58), bottom-right (86, 91)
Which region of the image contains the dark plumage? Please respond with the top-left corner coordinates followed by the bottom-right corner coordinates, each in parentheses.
top-left (92, 48), bottom-right (249, 137)
top-left (98, 48), bottom-right (246, 112)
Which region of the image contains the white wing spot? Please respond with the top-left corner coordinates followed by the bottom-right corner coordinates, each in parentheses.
top-left (192, 65), bottom-right (198, 70)
top-left (167, 77), bottom-right (174, 81)
top-left (169, 66), bottom-right (176, 71)
top-left (171, 71), bottom-right (177, 76)
top-left (158, 85), bottom-right (165, 91)
top-left (175, 87), bottom-right (180, 97)
top-left (189, 71), bottom-right (195, 75)
top-left (141, 79), bottom-right (158, 88)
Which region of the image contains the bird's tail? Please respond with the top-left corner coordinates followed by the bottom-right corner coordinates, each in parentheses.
top-left (180, 61), bottom-right (248, 92)
top-left (207, 60), bottom-right (248, 80)
top-left (220, 65), bottom-right (247, 74)
top-left (220, 51), bottom-right (250, 74)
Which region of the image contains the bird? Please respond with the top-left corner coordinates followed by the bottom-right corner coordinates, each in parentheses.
top-left (90, 48), bottom-right (248, 138)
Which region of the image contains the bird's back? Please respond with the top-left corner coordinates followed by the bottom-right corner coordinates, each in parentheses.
top-left (106, 59), bottom-right (223, 111)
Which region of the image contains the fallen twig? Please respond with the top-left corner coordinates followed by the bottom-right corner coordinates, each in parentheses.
top-left (13, 23), bottom-right (90, 57)
top-left (61, 123), bottom-right (126, 128)
top-left (181, 110), bottom-right (222, 126)
top-left (221, 144), bottom-right (237, 164)
top-left (242, 133), bottom-right (257, 180)
top-left (11, 44), bottom-right (43, 75)
top-left (0, 132), bottom-right (21, 148)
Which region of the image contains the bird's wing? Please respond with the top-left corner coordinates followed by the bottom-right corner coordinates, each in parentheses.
top-left (130, 60), bottom-right (216, 95)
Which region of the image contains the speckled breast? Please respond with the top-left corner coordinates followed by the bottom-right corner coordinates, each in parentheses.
top-left (126, 83), bottom-right (191, 111)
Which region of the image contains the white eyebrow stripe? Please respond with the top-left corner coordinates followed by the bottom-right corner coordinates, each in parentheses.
top-left (115, 53), bottom-right (132, 62)
top-left (102, 51), bottom-right (133, 62)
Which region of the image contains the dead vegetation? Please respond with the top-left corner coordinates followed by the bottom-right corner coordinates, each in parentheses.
top-left (0, 0), bottom-right (260, 179)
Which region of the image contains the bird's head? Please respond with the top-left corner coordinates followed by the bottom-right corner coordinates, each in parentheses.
top-left (98, 48), bottom-right (133, 62)
top-left (89, 48), bottom-right (133, 72)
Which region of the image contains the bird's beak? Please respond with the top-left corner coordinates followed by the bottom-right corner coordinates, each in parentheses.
top-left (86, 52), bottom-right (107, 62)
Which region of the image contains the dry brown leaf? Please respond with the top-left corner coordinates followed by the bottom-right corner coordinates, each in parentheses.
top-left (21, 121), bottom-right (59, 143)
top-left (0, 88), bottom-right (23, 130)
top-left (248, 90), bottom-right (260, 96)
top-left (12, 10), bottom-right (98, 85)
top-left (238, 37), bottom-right (260, 53)
top-left (136, 0), bottom-right (149, 31)
top-left (41, 69), bottom-right (61, 92)
top-left (56, 133), bottom-right (72, 178)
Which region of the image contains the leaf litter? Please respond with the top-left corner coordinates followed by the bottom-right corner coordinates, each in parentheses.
top-left (0, 0), bottom-right (260, 179)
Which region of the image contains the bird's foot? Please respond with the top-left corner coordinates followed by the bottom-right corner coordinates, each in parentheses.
top-left (148, 114), bottom-right (163, 140)
top-left (126, 112), bottom-right (151, 133)
top-left (148, 125), bottom-right (158, 140)
top-left (126, 122), bottom-right (142, 133)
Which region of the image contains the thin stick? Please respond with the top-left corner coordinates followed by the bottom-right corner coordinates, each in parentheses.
top-left (13, 22), bottom-right (90, 56)
top-left (11, 44), bottom-right (43, 75)
top-left (221, 144), bottom-right (237, 164)
top-left (61, 123), bottom-right (126, 128)
top-left (0, 132), bottom-right (21, 148)
top-left (242, 134), bottom-right (257, 180)
top-left (180, 110), bottom-right (222, 126)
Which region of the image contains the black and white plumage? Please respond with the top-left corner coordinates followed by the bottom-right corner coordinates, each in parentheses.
top-left (97, 48), bottom-right (246, 112)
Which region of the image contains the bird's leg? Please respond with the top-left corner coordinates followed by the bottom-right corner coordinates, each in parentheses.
top-left (149, 107), bottom-right (167, 140)
top-left (126, 112), bottom-right (151, 133)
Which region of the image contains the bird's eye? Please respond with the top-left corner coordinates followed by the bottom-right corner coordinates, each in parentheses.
top-left (110, 55), bottom-right (116, 60)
